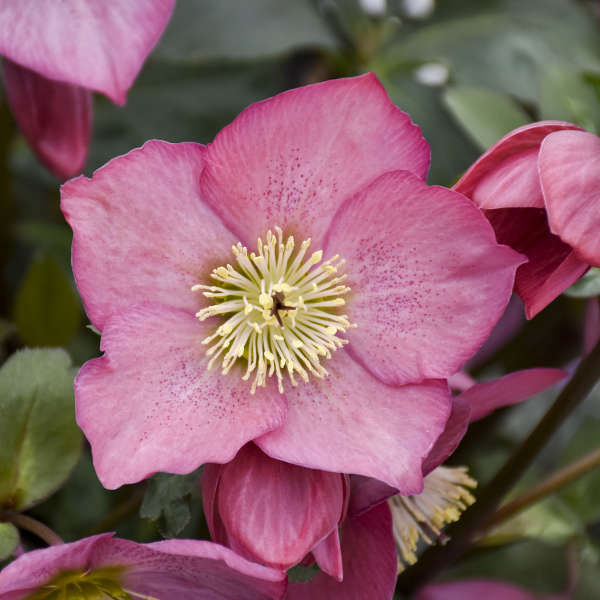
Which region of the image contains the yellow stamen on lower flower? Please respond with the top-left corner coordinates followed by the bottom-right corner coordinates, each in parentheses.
top-left (192, 226), bottom-right (355, 393)
top-left (388, 465), bottom-right (477, 572)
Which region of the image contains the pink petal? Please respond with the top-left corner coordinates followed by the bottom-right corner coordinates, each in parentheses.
top-left (0, 0), bottom-right (174, 104)
top-left (324, 170), bottom-right (524, 385)
top-left (485, 208), bottom-right (589, 318)
top-left (214, 444), bottom-right (345, 570)
top-left (61, 140), bottom-right (239, 331)
top-left (257, 349), bottom-right (451, 494)
top-left (540, 130), bottom-right (600, 265)
top-left (460, 368), bottom-right (568, 422)
top-left (287, 503), bottom-right (397, 600)
top-left (348, 476), bottom-right (398, 517)
top-left (447, 370), bottom-right (477, 392)
top-left (422, 395), bottom-right (471, 475)
top-left (416, 580), bottom-right (557, 600)
top-left (311, 530), bottom-right (343, 582)
top-left (454, 121), bottom-right (581, 209)
top-left (201, 73), bottom-right (429, 248)
top-left (75, 304), bottom-right (286, 489)
top-left (202, 464), bottom-right (229, 545)
top-left (3, 60), bottom-right (91, 179)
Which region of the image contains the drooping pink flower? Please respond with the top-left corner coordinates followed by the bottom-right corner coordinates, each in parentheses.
top-left (0, 0), bottom-right (174, 178)
top-left (0, 533), bottom-right (287, 600)
top-left (454, 122), bottom-right (600, 318)
top-left (416, 579), bottom-right (568, 600)
top-left (61, 73), bottom-right (523, 492)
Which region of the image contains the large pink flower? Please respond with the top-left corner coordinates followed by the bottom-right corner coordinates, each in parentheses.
top-left (454, 122), bottom-right (600, 318)
top-left (0, 533), bottom-right (287, 599)
top-left (0, 0), bottom-right (174, 178)
top-left (61, 73), bottom-right (523, 491)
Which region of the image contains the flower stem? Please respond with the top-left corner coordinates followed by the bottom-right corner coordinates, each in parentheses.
top-left (397, 337), bottom-right (600, 594)
top-left (1, 510), bottom-right (63, 546)
top-left (484, 446), bottom-right (600, 530)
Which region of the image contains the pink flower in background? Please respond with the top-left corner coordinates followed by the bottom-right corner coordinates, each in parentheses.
top-left (454, 122), bottom-right (600, 318)
top-left (0, 0), bottom-right (174, 179)
top-left (0, 533), bottom-right (287, 600)
top-left (61, 73), bottom-right (523, 492)
top-left (416, 579), bottom-right (568, 600)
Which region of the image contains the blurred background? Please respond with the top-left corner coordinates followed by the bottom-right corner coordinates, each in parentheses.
top-left (1, 1), bottom-right (600, 597)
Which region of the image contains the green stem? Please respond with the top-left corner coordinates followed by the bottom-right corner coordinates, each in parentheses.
top-left (1, 510), bottom-right (63, 546)
top-left (484, 446), bottom-right (600, 530)
top-left (397, 338), bottom-right (600, 594)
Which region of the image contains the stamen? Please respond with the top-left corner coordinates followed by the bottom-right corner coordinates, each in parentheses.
top-left (191, 227), bottom-right (355, 393)
top-left (388, 466), bottom-right (476, 572)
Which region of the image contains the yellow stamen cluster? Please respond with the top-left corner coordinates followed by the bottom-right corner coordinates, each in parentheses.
top-left (192, 227), bottom-right (354, 393)
top-left (388, 466), bottom-right (477, 572)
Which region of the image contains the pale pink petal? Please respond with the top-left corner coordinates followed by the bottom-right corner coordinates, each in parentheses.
top-left (61, 140), bottom-right (239, 331)
top-left (3, 60), bottom-right (91, 179)
top-left (257, 350), bottom-right (451, 494)
top-left (0, 0), bottom-right (174, 104)
top-left (416, 580), bottom-right (558, 600)
top-left (454, 121), bottom-right (581, 209)
top-left (0, 534), bottom-right (112, 597)
top-left (287, 503), bottom-right (397, 600)
top-left (460, 368), bottom-right (568, 422)
top-left (448, 371), bottom-right (477, 392)
top-left (324, 170), bottom-right (524, 385)
top-left (312, 530), bottom-right (343, 582)
top-left (540, 130), bottom-right (600, 265)
top-left (485, 208), bottom-right (589, 318)
top-left (584, 297), bottom-right (600, 354)
top-left (201, 73), bottom-right (429, 248)
top-left (348, 476), bottom-right (398, 517)
top-left (76, 304), bottom-right (286, 489)
top-left (422, 396), bottom-right (471, 475)
top-left (214, 444), bottom-right (345, 570)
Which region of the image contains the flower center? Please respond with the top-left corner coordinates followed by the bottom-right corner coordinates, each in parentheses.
top-left (388, 466), bottom-right (477, 572)
top-left (24, 567), bottom-right (154, 600)
top-left (192, 227), bottom-right (355, 393)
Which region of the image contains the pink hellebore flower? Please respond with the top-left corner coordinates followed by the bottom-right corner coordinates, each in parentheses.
top-left (0, 533), bottom-right (287, 599)
top-left (0, 0), bottom-right (174, 179)
top-left (454, 122), bottom-right (600, 318)
top-left (202, 369), bottom-right (566, 599)
top-left (61, 73), bottom-right (523, 492)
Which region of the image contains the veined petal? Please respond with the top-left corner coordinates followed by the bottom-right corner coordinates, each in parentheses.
top-left (61, 140), bottom-right (239, 331)
top-left (311, 530), bottom-right (344, 582)
top-left (460, 368), bottom-right (568, 422)
top-left (257, 350), bottom-right (451, 494)
top-left (3, 59), bottom-right (91, 179)
top-left (212, 444), bottom-right (345, 571)
top-left (324, 170), bottom-right (524, 385)
top-left (454, 121), bottom-right (581, 209)
top-left (485, 208), bottom-right (589, 318)
top-left (287, 503), bottom-right (397, 600)
top-left (201, 73), bottom-right (429, 248)
top-left (76, 304), bottom-right (286, 489)
top-left (0, 0), bottom-right (175, 104)
top-left (540, 130), bottom-right (600, 265)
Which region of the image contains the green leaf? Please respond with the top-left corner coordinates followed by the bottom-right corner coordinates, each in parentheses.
top-left (443, 86), bottom-right (530, 150)
top-left (564, 268), bottom-right (600, 298)
top-left (140, 469), bottom-right (202, 538)
top-left (0, 349), bottom-right (82, 510)
top-left (539, 65), bottom-right (600, 133)
top-left (154, 0), bottom-right (336, 62)
top-left (0, 522), bottom-right (18, 560)
top-left (13, 254), bottom-right (81, 347)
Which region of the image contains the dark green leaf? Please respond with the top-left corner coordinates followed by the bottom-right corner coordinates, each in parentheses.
top-left (13, 254), bottom-right (81, 347)
top-left (154, 0), bottom-right (336, 62)
top-left (0, 522), bottom-right (18, 560)
top-left (140, 469), bottom-right (202, 538)
top-left (443, 86), bottom-right (530, 150)
top-left (0, 349), bottom-right (82, 509)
